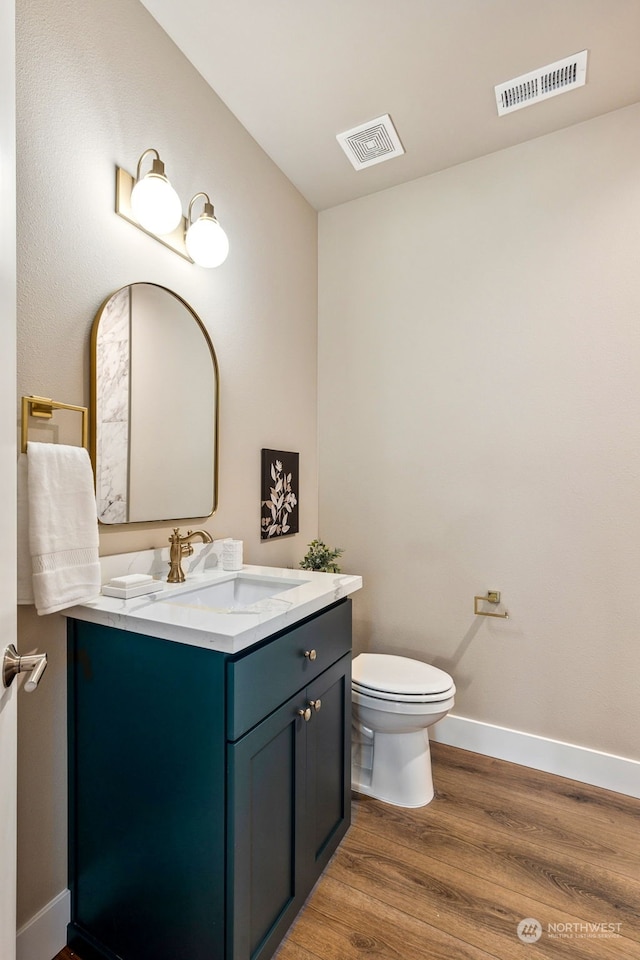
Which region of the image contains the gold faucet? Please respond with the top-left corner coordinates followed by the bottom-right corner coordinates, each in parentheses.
top-left (167, 527), bottom-right (213, 583)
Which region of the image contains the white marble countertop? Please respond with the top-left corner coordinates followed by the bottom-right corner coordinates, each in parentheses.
top-left (64, 560), bottom-right (362, 654)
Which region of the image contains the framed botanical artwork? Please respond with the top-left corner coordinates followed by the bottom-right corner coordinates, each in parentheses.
top-left (261, 449), bottom-right (299, 539)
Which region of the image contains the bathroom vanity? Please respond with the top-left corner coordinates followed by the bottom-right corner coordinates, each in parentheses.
top-left (65, 564), bottom-right (361, 960)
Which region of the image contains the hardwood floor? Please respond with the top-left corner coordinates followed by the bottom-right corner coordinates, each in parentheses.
top-left (53, 741), bottom-right (640, 960)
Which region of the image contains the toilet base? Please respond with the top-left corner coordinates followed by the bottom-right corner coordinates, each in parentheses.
top-left (352, 727), bottom-right (435, 807)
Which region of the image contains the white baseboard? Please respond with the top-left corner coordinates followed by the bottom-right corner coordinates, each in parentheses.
top-left (430, 714), bottom-right (640, 799)
top-left (17, 888), bottom-right (69, 960)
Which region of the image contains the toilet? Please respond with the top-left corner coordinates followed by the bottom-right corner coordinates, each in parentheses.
top-left (351, 653), bottom-right (455, 808)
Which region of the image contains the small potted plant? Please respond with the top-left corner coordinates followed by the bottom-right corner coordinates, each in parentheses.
top-left (300, 539), bottom-right (344, 573)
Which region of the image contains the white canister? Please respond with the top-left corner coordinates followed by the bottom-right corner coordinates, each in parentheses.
top-left (222, 539), bottom-right (243, 571)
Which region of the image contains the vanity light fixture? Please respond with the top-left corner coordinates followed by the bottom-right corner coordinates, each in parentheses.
top-left (129, 148), bottom-right (183, 235)
top-left (115, 149), bottom-right (229, 267)
top-left (185, 193), bottom-right (229, 268)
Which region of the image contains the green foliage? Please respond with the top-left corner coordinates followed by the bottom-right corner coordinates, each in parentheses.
top-left (299, 539), bottom-right (344, 573)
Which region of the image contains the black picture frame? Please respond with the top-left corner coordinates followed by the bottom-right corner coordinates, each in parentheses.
top-left (261, 449), bottom-right (299, 539)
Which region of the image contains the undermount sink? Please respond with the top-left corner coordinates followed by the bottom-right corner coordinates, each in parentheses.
top-left (159, 573), bottom-right (305, 612)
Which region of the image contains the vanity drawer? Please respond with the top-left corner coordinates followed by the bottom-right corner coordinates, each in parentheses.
top-left (226, 599), bottom-right (351, 741)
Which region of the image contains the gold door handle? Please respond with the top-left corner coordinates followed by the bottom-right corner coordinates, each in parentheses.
top-left (297, 707), bottom-right (312, 722)
top-left (304, 649), bottom-right (317, 661)
top-left (309, 699), bottom-right (322, 712)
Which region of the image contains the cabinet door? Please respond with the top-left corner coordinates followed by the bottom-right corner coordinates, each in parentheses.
top-left (304, 653), bottom-right (351, 888)
top-left (68, 621), bottom-right (227, 960)
top-left (227, 692), bottom-right (307, 960)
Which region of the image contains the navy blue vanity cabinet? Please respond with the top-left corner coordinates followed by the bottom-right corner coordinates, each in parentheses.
top-left (67, 598), bottom-right (352, 960)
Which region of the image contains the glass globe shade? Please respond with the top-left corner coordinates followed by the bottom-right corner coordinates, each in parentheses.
top-left (185, 216), bottom-right (229, 268)
top-left (130, 174), bottom-right (183, 235)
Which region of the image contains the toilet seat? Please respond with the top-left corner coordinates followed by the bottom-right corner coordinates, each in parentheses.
top-left (352, 653), bottom-right (454, 702)
top-left (352, 683), bottom-right (455, 703)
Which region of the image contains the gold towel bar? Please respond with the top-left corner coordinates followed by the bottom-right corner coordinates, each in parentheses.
top-left (474, 591), bottom-right (509, 619)
top-left (21, 395), bottom-right (89, 454)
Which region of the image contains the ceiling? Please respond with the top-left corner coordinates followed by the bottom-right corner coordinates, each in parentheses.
top-left (138, 0), bottom-right (640, 210)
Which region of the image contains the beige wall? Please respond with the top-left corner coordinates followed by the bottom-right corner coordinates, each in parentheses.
top-left (319, 103), bottom-right (640, 763)
top-left (16, 0), bottom-right (318, 926)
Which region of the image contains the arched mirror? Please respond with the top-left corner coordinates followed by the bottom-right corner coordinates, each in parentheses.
top-left (91, 283), bottom-right (219, 524)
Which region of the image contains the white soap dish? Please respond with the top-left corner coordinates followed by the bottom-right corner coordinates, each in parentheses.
top-left (102, 574), bottom-right (165, 600)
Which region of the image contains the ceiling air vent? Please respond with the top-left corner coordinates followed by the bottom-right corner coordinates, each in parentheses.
top-left (336, 114), bottom-right (405, 170)
top-left (495, 50), bottom-right (588, 116)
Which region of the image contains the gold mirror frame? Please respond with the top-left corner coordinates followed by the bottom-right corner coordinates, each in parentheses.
top-left (90, 282), bottom-right (220, 526)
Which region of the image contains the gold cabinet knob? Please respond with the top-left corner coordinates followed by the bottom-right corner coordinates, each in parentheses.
top-left (304, 649), bottom-right (317, 661)
top-left (309, 699), bottom-right (322, 712)
top-left (297, 707), bottom-right (312, 722)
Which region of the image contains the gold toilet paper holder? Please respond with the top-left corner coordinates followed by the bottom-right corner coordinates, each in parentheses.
top-left (474, 591), bottom-right (509, 619)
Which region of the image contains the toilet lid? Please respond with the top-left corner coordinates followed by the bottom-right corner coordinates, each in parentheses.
top-left (352, 653), bottom-right (454, 697)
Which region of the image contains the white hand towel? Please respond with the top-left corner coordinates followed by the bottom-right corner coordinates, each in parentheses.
top-left (26, 442), bottom-right (101, 616)
top-left (17, 453), bottom-right (35, 604)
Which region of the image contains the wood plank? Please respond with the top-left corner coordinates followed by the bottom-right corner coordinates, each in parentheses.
top-left (351, 793), bottom-right (640, 942)
top-left (327, 823), bottom-right (637, 959)
top-left (288, 874), bottom-right (498, 960)
top-left (429, 746), bottom-right (640, 881)
top-left (273, 939), bottom-right (324, 960)
top-left (431, 742), bottom-right (640, 827)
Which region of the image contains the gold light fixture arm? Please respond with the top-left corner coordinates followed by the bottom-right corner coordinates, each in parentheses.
top-left (188, 192), bottom-right (215, 225)
top-left (135, 147), bottom-right (161, 181)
